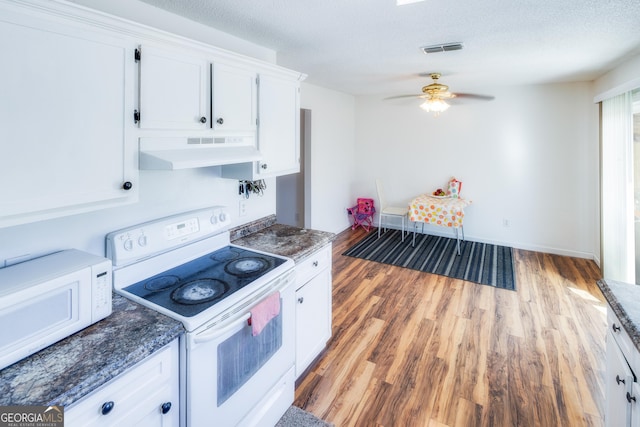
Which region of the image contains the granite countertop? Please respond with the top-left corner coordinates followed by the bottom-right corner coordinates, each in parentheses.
top-left (597, 278), bottom-right (640, 353)
top-left (0, 217), bottom-right (331, 408)
top-left (231, 218), bottom-right (336, 262)
top-left (0, 293), bottom-right (184, 407)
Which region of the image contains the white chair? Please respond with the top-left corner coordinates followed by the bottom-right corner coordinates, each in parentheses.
top-left (376, 179), bottom-right (408, 241)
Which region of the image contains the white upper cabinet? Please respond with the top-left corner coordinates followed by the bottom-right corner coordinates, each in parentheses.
top-left (211, 63), bottom-right (257, 133)
top-left (221, 72), bottom-right (301, 179)
top-left (257, 74), bottom-right (300, 176)
top-left (137, 45), bottom-right (209, 130)
top-left (0, 3), bottom-right (137, 228)
top-left (0, 0), bottom-right (304, 228)
top-left (137, 49), bottom-right (257, 134)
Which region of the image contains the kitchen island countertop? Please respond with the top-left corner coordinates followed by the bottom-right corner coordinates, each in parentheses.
top-left (597, 278), bottom-right (640, 353)
top-left (0, 293), bottom-right (184, 407)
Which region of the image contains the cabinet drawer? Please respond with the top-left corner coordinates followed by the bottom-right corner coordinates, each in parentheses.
top-left (296, 245), bottom-right (331, 286)
top-left (65, 340), bottom-right (179, 427)
top-left (608, 308), bottom-right (636, 368)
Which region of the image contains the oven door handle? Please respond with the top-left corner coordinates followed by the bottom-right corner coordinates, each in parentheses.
top-left (194, 312), bottom-right (251, 344)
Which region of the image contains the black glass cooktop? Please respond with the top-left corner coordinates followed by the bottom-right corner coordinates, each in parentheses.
top-left (123, 246), bottom-right (286, 317)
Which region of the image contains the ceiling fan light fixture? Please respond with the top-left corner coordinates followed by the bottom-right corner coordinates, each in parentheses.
top-left (420, 98), bottom-right (450, 116)
top-left (420, 42), bottom-right (464, 54)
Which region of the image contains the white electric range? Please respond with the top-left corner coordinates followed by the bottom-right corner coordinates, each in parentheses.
top-left (106, 206), bottom-right (296, 427)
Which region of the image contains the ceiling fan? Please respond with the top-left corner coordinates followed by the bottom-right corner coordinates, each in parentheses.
top-left (386, 73), bottom-right (495, 115)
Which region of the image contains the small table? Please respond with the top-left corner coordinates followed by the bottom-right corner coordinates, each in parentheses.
top-left (408, 194), bottom-right (472, 254)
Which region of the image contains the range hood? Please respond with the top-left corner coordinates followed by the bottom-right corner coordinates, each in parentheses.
top-left (139, 136), bottom-right (261, 170)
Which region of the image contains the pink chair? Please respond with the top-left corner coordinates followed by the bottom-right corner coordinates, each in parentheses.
top-left (347, 198), bottom-right (376, 232)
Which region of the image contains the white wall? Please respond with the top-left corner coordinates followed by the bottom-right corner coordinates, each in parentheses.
top-left (0, 0), bottom-right (608, 265)
top-left (0, 168), bottom-right (276, 266)
top-left (354, 82), bottom-right (600, 258)
top-left (300, 83), bottom-right (357, 234)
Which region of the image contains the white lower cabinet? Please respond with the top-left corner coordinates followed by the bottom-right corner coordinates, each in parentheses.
top-left (295, 245), bottom-right (332, 379)
top-left (605, 308), bottom-right (640, 427)
top-left (633, 381), bottom-right (640, 427)
top-left (65, 340), bottom-right (179, 427)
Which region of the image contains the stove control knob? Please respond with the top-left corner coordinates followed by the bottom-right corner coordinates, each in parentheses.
top-left (138, 235), bottom-right (147, 247)
top-left (219, 212), bottom-right (228, 223)
top-left (210, 215), bottom-right (218, 225)
top-left (123, 239), bottom-right (134, 251)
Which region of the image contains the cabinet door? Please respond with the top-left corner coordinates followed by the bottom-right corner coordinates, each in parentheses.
top-left (0, 12), bottom-right (137, 228)
top-left (138, 45), bottom-right (209, 129)
top-left (631, 381), bottom-right (640, 427)
top-left (295, 267), bottom-right (332, 378)
top-left (211, 63), bottom-right (257, 132)
top-left (65, 340), bottom-right (179, 427)
top-left (606, 331), bottom-right (633, 427)
top-left (257, 74), bottom-right (300, 177)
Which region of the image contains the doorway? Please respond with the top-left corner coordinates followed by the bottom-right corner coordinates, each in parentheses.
top-left (276, 109), bottom-right (311, 228)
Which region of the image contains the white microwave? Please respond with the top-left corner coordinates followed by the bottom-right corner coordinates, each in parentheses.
top-left (0, 249), bottom-right (112, 371)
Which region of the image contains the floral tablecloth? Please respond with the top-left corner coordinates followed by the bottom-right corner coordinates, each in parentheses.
top-left (408, 195), bottom-right (471, 228)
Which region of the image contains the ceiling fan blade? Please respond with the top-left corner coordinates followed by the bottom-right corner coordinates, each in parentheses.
top-left (451, 93), bottom-right (495, 101)
top-left (383, 94), bottom-right (423, 100)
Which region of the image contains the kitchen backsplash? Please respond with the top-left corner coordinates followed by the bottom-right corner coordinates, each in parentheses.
top-left (0, 171), bottom-right (277, 268)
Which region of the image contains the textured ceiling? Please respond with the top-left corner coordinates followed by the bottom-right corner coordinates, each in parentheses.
top-left (137, 0), bottom-right (640, 97)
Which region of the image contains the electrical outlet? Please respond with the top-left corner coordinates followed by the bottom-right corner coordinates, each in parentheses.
top-left (239, 200), bottom-right (247, 217)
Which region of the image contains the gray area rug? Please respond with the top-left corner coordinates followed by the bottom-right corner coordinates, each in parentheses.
top-left (276, 406), bottom-right (333, 427)
top-left (343, 229), bottom-right (516, 290)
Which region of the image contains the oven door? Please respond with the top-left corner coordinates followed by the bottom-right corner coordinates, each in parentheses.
top-left (185, 273), bottom-right (295, 427)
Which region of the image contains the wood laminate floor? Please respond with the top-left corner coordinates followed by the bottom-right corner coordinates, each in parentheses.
top-left (294, 228), bottom-right (606, 427)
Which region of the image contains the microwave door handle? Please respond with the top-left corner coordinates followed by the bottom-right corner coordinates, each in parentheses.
top-left (194, 312), bottom-right (251, 344)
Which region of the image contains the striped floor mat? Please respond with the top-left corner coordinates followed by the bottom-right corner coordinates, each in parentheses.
top-left (343, 229), bottom-right (516, 290)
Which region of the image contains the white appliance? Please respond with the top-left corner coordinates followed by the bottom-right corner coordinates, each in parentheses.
top-left (106, 206), bottom-right (296, 427)
top-left (0, 250), bottom-right (112, 371)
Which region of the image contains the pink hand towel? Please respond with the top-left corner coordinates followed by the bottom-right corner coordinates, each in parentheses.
top-left (250, 292), bottom-right (281, 336)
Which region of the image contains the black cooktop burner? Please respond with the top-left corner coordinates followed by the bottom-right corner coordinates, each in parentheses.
top-left (171, 278), bottom-right (228, 305)
top-left (145, 275), bottom-right (180, 291)
top-left (209, 247), bottom-right (242, 262)
top-left (224, 257), bottom-right (272, 277)
top-left (123, 246), bottom-right (286, 318)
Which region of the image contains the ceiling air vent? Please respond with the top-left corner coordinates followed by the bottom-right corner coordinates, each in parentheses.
top-left (420, 42), bottom-right (464, 54)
